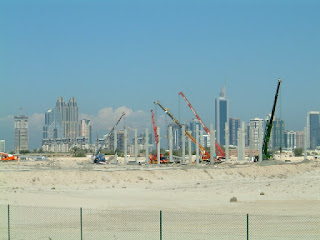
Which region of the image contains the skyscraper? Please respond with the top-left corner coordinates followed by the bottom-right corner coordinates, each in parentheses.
top-left (0, 140), bottom-right (5, 152)
top-left (307, 111), bottom-right (320, 149)
top-left (284, 131), bottom-right (296, 150)
top-left (215, 85), bottom-right (228, 146)
top-left (229, 118), bottom-right (240, 146)
top-left (80, 119), bottom-right (92, 144)
top-left (14, 115), bottom-right (29, 152)
top-left (271, 118), bottom-right (285, 150)
top-left (43, 108), bottom-right (63, 140)
top-left (248, 118), bottom-right (264, 149)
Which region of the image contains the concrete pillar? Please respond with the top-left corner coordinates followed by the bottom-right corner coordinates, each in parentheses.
top-left (200, 130), bottom-right (204, 148)
top-left (114, 129), bottom-right (117, 164)
top-left (124, 128), bottom-right (127, 164)
top-left (145, 128), bottom-right (149, 165)
top-left (169, 126), bottom-right (173, 163)
top-left (196, 125), bottom-right (199, 165)
top-left (188, 131), bottom-right (192, 164)
top-left (259, 121), bottom-right (263, 162)
top-left (157, 127), bottom-right (161, 165)
top-left (134, 128), bottom-right (138, 163)
top-left (210, 124), bottom-right (216, 164)
top-left (249, 125), bottom-right (253, 162)
top-left (242, 122), bottom-right (246, 160)
top-left (182, 125), bottom-right (186, 164)
top-left (225, 122), bottom-right (229, 162)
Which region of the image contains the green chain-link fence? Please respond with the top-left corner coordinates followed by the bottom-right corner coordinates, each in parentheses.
top-left (0, 205), bottom-right (319, 239)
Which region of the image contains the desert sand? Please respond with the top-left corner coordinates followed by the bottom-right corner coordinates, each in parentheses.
top-left (1, 156), bottom-right (319, 215)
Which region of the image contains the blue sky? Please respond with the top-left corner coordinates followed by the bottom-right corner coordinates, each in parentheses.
top-left (1, 0), bottom-right (320, 151)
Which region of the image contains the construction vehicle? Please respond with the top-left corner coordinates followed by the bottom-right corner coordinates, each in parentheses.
top-left (93, 112), bottom-right (126, 164)
top-left (154, 100), bottom-right (211, 162)
top-left (149, 109), bottom-right (170, 164)
top-left (0, 152), bottom-right (19, 161)
top-left (255, 78), bottom-right (282, 161)
top-left (179, 91), bottom-right (226, 160)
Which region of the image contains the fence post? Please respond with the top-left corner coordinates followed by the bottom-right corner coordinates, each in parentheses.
top-left (160, 210), bottom-right (162, 240)
top-left (247, 214), bottom-right (249, 240)
top-left (80, 207), bottom-right (83, 240)
top-left (8, 204), bottom-right (10, 240)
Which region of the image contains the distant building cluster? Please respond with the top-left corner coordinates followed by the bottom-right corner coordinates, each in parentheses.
top-left (7, 85), bottom-right (320, 155)
top-left (41, 97), bottom-right (92, 152)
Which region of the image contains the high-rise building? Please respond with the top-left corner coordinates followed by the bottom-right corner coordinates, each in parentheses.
top-left (14, 115), bottom-right (29, 152)
top-left (215, 85), bottom-right (228, 146)
top-left (42, 97), bottom-right (82, 152)
top-left (0, 140), bottom-right (5, 152)
top-left (307, 111), bottom-right (320, 149)
top-left (43, 108), bottom-right (63, 140)
top-left (296, 131), bottom-right (305, 149)
top-left (67, 97), bottom-right (79, 140)
top-left (189, 119), bottom-right (202, 150)
top-left (229, 118), bottom-right (240, 146)
top-left (80, 119), bottom-right (92, 144)
top-left (167, 123), bottom-right (182, 150)
top-left (284, 131), bottom-right (296, 150)
top-left (271, 118), bottom-right (285, 150)
top-left (248, 118), bottom-right (264, 149)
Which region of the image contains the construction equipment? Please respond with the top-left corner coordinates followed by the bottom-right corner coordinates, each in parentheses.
top-left (179, 91), bottom-right (226, 160)
top-left (154, 100), bottom-right (211, 161)
top-left (93, 112), bottom-right (126, 164)
top-left (261, 78), bottom-right (282, 160)
top-left (150, 109), bottom-right (170, 164)
top-left (0, 152), bottom-right (18, 161)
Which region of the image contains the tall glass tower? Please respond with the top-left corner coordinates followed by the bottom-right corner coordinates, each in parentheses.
top-left (307, 111), bottom-right (320, 149)
top-left (215, 85), bottom-right (228, 146)
top-left (14, 115), bottom-right (29, 152)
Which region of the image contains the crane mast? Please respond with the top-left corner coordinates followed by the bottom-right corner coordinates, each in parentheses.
top-left (151, 110), bottom-right (159, 145)
top-left (179, 92), bottom-right (225, 158)
top-left (262, 79), bottom-right (282, 159)
top-left (154, 100), bottom-right (210, 160)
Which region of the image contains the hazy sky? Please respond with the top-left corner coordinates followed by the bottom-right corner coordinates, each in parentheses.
top-left (1, 0), bottom-right (320, 151)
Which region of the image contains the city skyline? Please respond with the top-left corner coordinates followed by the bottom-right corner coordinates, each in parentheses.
top-left (1, 0), bottom-right (320, 150)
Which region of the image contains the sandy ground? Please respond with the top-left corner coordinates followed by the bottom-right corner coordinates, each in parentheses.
top-left (0, 155), bottom-right (319, 215)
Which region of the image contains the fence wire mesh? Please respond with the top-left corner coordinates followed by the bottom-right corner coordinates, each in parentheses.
top-left (0, 205), bottom-right (319, 240)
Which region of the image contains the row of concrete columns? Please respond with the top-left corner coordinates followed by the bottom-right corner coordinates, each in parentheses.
top-left (118, 121), bottom-right (269, 164)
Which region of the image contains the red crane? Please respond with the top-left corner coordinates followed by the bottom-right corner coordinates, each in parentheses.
top-left (150, 109), bottom-right (170, 164)
top-left (151, 110), bottom-right (159, 145)
top-left (179, 91), bottom-right (225, 158)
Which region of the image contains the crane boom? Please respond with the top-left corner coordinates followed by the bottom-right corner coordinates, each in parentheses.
top-left (105, 112), bottom-right (126, 140)
top-left (179, 92), bottom-right (225, 157)
top-left (151, 110), bottom-right (159, 144)
top-left (154, 100), bottom-right (210, 160)
top-left (262, 78), bottom-right (282, 159)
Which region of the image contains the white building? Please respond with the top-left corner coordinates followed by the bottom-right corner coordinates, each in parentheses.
top-left (248, 118), bottom-right (264, 149)
top-left (0, 140), bottom-right (5, 152)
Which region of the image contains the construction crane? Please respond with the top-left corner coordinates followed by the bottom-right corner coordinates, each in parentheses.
top-left (179, 91), bottom-right (225, 159)
top-left (154, 100), bottom-right (211, 161)
top-left (93, 112), bottom-right (126, 163)
top-left (150, 110), bottom-right (170, 164)
top-left (261, 78), bottom-right (282, 160)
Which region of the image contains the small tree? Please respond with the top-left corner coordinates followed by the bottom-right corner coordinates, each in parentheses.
top-left (293, 148), bottom-right (303, 157)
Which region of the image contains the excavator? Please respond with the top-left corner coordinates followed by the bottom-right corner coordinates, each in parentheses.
top-left (255, 78), bottom-right (282, 161)
top-left (149, 109), bottom-right (170, 164)
top-left (154, 100), bottom-right (213, 162)
top-left (0, 152), bottom-right (19, 161)
top-left (179, 91), bottom-right (226, 161)
top-left (93, 112), bottom-right (125, 164)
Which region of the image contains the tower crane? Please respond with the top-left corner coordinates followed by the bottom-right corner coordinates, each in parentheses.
top-left (261, 78), bottom-right (282, 160)
top-left (179, 91), bottom-right (225, 159)
top-left (154, 100), bottom-right (211, 161)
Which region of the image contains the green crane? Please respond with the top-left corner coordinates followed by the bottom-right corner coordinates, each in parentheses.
top-left (262, 78), bottom-right (282, 160)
